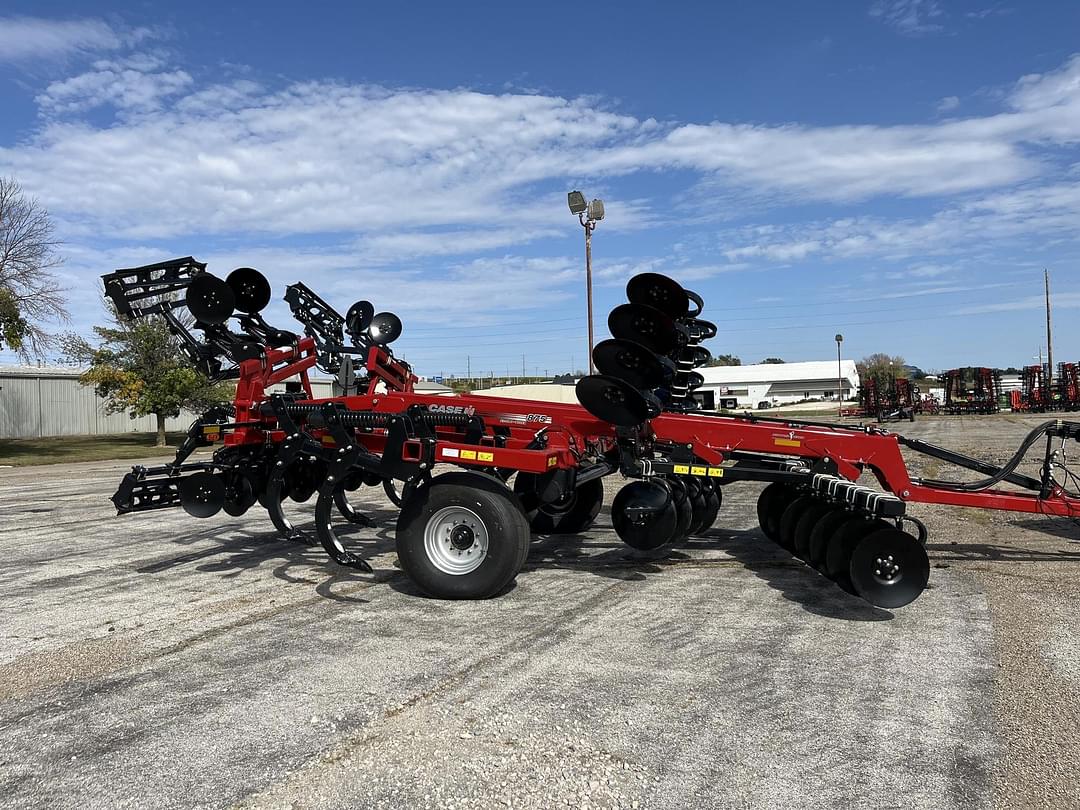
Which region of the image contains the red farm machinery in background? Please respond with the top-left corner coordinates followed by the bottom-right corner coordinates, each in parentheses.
top-left (943, 367), bottom-right (1002, 414)
top-left (101, 259), bottom-right (1080, 611)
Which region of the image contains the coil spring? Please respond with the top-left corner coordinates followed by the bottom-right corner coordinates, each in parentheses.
top-left (279, 403), bottom-right (474, 429)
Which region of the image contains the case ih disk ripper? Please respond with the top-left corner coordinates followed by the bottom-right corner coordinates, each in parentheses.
top-left (104, 259), bottom-right (1080, 609)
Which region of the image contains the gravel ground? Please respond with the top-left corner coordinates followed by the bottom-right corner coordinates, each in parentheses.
top-left (0, 412), bottom-right (1076, 809)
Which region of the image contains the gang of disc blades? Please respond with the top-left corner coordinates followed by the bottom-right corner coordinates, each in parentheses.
top-left (608, 303), bottom-right (679, 355)
top-left (626, 272), bottom-right (689, 318)
top-left (226, 267), bottom-right (271, 314)
top-left (611, 479), bottom-right (678, 550)
top-left (346, 300), bottom-right (374, 336)
top-left (593, 338), bottom-right (672, 389)
top-left (576, 374), bottom-right (654, 427)
top-left (179, 472), bottom-right (226, 518)
top-left (369, 311), bottom-right (402, 345)
top-left (186, 274), bottom-right (236, 325)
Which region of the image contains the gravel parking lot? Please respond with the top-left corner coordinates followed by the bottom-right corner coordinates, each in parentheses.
top-left (0, 413), bottom-right (1076, 809)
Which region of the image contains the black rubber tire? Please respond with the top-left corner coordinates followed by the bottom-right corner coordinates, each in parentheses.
top-left (807, 509), bottom-right (857, 572)
top-left (792, 501), bottom-right (832, 560)
top-left (756, 483), bottom-right (796, 542)
top-left (513, 474), bottom-right (604, 534)
top-left (395, 472), bottom-right (530, 599)
top-left (776, 495), bottom-right (815, 552)
top-left (825, 518), bottom-right (889, 590)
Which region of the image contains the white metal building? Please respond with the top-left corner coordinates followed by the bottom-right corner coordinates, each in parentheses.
top-left (697, 360), bottom-right (860, 409)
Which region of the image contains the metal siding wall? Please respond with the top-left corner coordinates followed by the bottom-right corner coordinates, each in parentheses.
top-left (0, 376), bottom-right (41, 438)
top-left (0, 374), bottom-right (200, 439)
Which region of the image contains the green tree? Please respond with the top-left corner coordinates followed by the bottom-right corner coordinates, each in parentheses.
top-left (0, 177), bottom-right (68, 359)
top-left (63, 309), bottom-right (233, 447)
top-left (761, 357), bottom-right (785, 364)
top-left (0, 287), bottom-right (28, 351)
top-left (707, 353), bottom-right (742, 367)
top-left (857, 352), bottom-right (908, 380)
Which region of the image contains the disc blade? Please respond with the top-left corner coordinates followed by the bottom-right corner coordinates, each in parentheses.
top-left (576, 374), bottom-right (654, 427)
top-left (222, 471), bottom-right (257, 517)
top-left (179, 472), bottom-right (225, 518)
top-left (611, 480), bottom-right (678, 550)
top-left (226, 267), bottom-right (271, 314)
top-left (626, 273), bottom-right (689, 318)
top-left (593, 338), bottom-right (671, 389)
top-left (346, 300), bottom-right (374, 336)
top-left (849, 528), bottom-right (930, 608)
top-left (369, 311), bottom-right (402, 345)
top-left (684, 289), bottom-right (704, 318)
top-left (608, 303), bottom-right (678, 355)
top-left (186, 274), bottom-right (235, 325)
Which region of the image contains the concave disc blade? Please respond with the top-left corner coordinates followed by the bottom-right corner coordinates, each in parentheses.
top-left (576, 374), bottom-right (653, 427)
top-left (179, 472), bottom-right (226, 518)
top-left (186, 274), bottom-right (235, 325)
top-left (346, 300), bottom-right (374, 336)
top-left (226, 267), bottom-right (271, 314)
top-left (684, 289), bottom-right (704, 318)
top-left (626, 273), bottom-right (689, 318)
top-left (849, 528), bottom-right (930, 608)
top-left (611, 479), bottom-right (678, 550)
top-left (223, 471), bottom-right (257, 517)
top-left (608, 303), bottom-right (678, 355)
top-left (593, 338), bottom-right (670, 389)
top-left (369, 312), bottom-right (402, 345)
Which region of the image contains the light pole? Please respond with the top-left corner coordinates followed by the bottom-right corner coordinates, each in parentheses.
top-left (835, 334), bottom-right (844, 418)
top-left (568, 190), bottom-right (604, 374)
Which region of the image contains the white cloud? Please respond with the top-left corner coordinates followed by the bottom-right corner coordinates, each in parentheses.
top-left (937, 95), bottom-right (960, 112)
top-left (869, 0), bottom-right (944, 35)
top-left (36, 55), bottom-right (193, 114)
top-left (7, 51), bottom-right (1080, 245)
top-left (0, 16), bottom-right (127, 62)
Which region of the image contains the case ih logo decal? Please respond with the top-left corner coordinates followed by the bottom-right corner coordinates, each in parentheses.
top-left (427, 404), bottom-right (475, 416)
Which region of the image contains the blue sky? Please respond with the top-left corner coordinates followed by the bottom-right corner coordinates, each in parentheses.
top-left (1, 1), bottom-right (1078, 377)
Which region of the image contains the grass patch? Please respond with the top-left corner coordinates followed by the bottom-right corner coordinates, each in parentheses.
top-left (0, 432), bottom-right (191, 466)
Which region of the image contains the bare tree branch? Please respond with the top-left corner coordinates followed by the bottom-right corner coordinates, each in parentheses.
top-left (0, 177), bottom-right (68, 360)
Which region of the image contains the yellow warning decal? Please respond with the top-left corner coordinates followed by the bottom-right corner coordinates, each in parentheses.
top-left (774, 438), bottom-right (801, 448)
top-left (691, 465), bottom-right (707, 476)
top-left (478, 451), bottom-right (494, 462)
top-left (708, 467), bottom-right (724, 478)
top-left (673, 464), bottom-right (690, 474)
top-left (321, 435), bottom-right (336, 446)
top-left (547, 456), bottom-right (558, 468)
top-left (460, 449), bottom-right (477, 460)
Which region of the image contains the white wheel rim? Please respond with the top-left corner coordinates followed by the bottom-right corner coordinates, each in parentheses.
top-left (423, 505), bottom-right (489, 575)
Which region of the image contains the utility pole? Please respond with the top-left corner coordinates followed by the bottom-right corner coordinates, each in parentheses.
top-left (1045, 269), bottom-right (1054, 387)
top-left (522, 353), bottom-right (526, 380)
top-left (835, 334), bottom-right (844, 419)
top-left (467, 355), bottom-right (471, 390)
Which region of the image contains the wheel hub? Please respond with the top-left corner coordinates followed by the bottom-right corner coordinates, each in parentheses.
top-left (423, 506), bottom-right (489, 575)
top-left (873, 554), bottom-right (901, 583)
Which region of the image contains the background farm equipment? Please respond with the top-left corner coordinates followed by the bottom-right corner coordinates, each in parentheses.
top-left (855, 373), bottom-right (915, 422)
top-left (943, 367), bottom-right (1001, 415)
top-left (103, 260), bottom-right (1080, 610)
top-left (1059, 363), bottom-right (1080, 411)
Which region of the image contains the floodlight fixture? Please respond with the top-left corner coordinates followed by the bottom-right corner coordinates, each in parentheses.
top-left (567, 190), bottom-right (588, 216)
top-left (587, 198), bottom-right (605, 222)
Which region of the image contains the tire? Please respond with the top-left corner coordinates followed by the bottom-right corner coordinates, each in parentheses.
top-left (513, 474), bottom-right (603, 534)
top-left (396, 472), bottom-right (530, 599)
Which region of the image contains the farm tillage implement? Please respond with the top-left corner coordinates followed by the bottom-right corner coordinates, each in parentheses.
top-left (104, 259), bottom-right (1080, 609)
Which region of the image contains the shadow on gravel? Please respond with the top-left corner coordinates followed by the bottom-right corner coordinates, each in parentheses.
top-left (1006, 517), bottom-right (1080, 541)
top-left (927, 539), bottom-right (1080, 561)
top-left (522, 525), bottom-right (893, 622)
